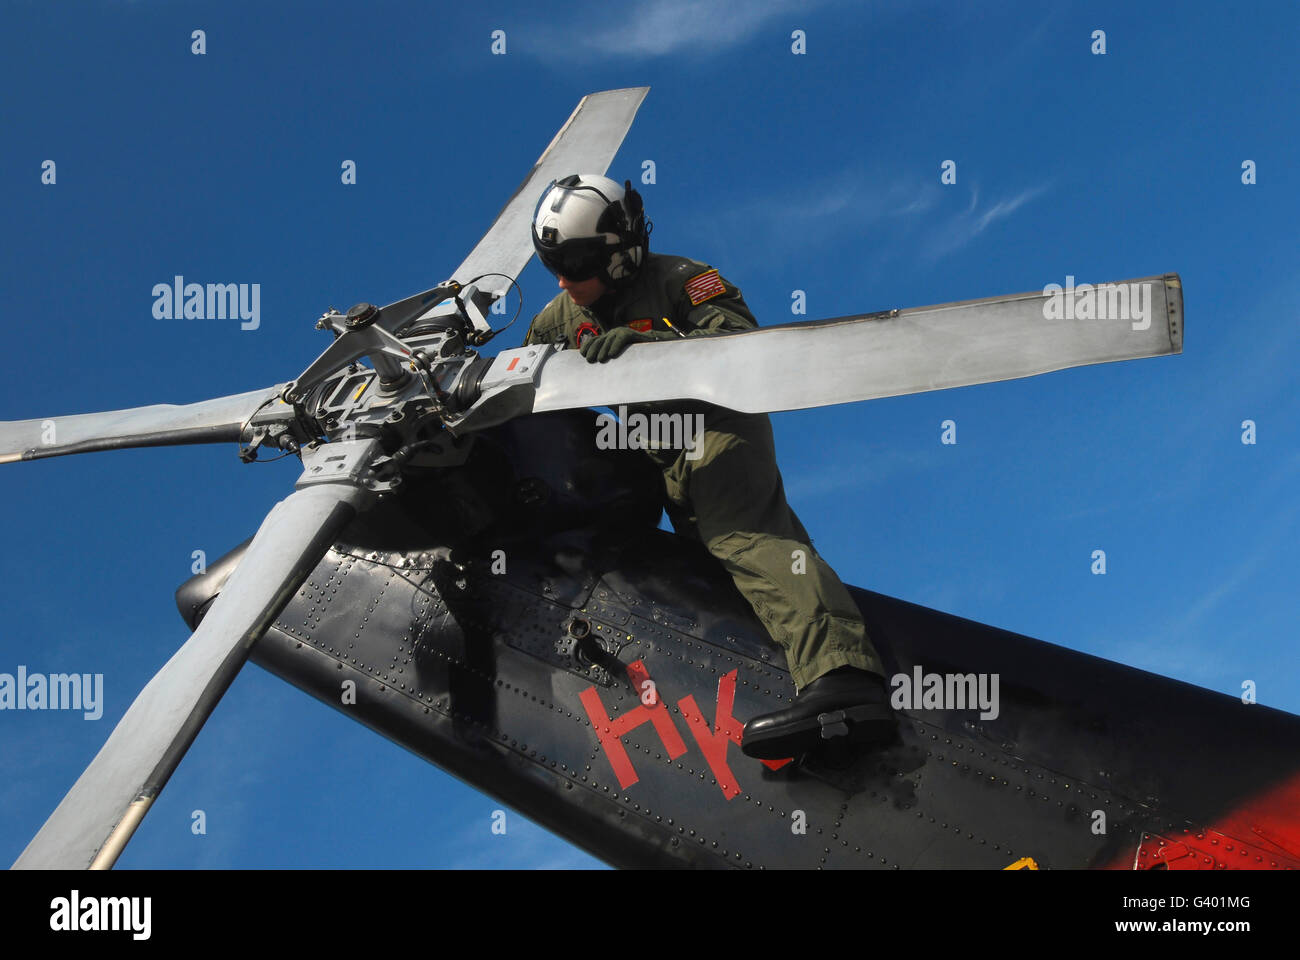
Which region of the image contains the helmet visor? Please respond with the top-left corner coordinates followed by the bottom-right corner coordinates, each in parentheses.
top-left (534, 234), bottom-right (611, 282)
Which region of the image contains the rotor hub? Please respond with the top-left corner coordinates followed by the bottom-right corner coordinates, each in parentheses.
top-left (345, 302), bottom-right (380, 329)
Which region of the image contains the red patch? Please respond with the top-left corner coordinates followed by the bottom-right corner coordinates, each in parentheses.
top-left (575, 321), bottom-right (601, 347)
top-left (629, 318), bottom-right (653, 333)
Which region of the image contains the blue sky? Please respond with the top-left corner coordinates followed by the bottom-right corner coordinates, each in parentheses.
top-left (1, 0), bottom-right (1296, 869)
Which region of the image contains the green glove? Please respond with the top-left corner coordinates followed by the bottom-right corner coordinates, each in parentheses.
top-left (579, 325), bottom-right (676, 363)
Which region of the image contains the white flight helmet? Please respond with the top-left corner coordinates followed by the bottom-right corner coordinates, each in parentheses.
top-left (531, 174), bottom-right (650, 285)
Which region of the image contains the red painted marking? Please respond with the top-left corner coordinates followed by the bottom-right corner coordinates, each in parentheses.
top-left (679, 687), bottom-right (741, 800)
top-left (680, 669), bottom-right (793, 800)
top-left (578, 660), bottom-right (687, 790)
top-left (704, 670), bottom-right (794, 772)
top-left (1103, 770), bottom-right (1300, 870)
top-left (506, 356), bottom-right (519, 371)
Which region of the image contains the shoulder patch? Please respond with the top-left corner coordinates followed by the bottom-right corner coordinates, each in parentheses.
top-left (684, 268), bottom-right (726, 306)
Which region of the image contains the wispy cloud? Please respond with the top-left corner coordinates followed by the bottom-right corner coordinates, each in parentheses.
top-left (441, 809), bottom-right (608, 869)
top-left (736, 169), bottom-right (942, 228)
top-left (1087, 453), bottom-right (1300, 685)
top-left (698, 165), bottom-right (1051, 271)
top-left (920, 181), bottom-right (1053, 261)
top-left (689, 170), bottom-right (942, 265)
top-left (1160, 456), bottom-right (1300, 639)
top-left (783, 442), bottom-right (938, 501)
top-left (532, 0), bottom-right (817, 59)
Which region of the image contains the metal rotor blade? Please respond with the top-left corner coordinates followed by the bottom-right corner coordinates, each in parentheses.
top-left (0, 384), bottom-right (287, 464)
top-left (12, 471), bottom-right (373, 869)
top-left (423, 86), bottom-right (649, 311)
top-left (528, 274), bottom-right (1183, 415)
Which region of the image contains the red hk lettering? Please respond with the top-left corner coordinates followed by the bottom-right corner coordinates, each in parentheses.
top-left (578, 660), bottom-right (687, 789)
top-left (678, 691), bottom-right (741, 800)
top-left (679, 669), bottom-right (792, 801)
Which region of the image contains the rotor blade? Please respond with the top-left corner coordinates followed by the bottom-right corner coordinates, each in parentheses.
top-left (11, 477), bottom-right (370, 869)
top-left (427, 86), bottom-right (649, 310)
top-left (528, 274), bottom-right (1183, 415)
top-left (0, 384), bottom-right (287, 464)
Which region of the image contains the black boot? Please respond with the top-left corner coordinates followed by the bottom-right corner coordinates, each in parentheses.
top-left (741, 667), bottom-right (896, 759)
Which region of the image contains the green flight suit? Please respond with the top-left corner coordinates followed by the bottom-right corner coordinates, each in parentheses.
top-left (523, 253), bottom-right (884, 690)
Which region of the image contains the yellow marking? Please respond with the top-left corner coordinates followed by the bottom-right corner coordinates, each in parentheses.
top-left (1004, 857), bottom-right (1039, 870)
top-left (353, 381), bottom-right (369, 402)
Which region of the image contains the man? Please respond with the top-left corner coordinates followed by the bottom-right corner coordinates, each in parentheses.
top-left (524, 174), bottom-right (895, 759)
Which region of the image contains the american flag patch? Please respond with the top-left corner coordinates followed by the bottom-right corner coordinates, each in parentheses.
top-left (684, 268), bottom-right (726, 305)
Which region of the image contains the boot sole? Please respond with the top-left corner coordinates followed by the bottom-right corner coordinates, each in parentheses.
top-left (741, 703), bottom-right (896, 760)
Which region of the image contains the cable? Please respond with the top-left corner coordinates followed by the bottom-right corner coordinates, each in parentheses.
top-left (247, 449), bottom-right (297, 464)
top-left (465, 272), bottom-right (523, 340)
top-left (235, 394), bottom-right (281, 463)
top-left (235, 386), bottom-right (323, 464)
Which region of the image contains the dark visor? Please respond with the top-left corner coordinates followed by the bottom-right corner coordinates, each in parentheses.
top-left (533, 234), bottom-right (612, 281)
